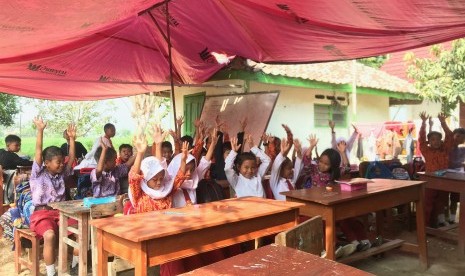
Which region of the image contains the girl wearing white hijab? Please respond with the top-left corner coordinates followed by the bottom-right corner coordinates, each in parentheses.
top-left (126, 125), bottom-right (189, 214)
top-left (167, 127), bottom-right (219, 207)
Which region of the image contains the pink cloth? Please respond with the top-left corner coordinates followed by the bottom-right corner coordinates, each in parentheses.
top-left (1, 1), bottom-right (465, 99)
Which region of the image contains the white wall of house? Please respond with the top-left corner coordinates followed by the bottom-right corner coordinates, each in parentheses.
top-left (173, 79), bottom-right (395, 157)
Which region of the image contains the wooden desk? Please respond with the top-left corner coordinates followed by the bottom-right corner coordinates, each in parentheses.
top-left (90, 197), bottom-right (303, 276)
top-left (49, 200), bottom-right (90, 276)
top-left (282, 179), bottom-right (428, 269)
top-left (418, 172), bottom-right (465, 254)
top-left (180, 243), bottom-right (373, 276)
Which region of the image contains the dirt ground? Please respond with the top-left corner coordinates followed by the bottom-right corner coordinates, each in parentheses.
top-left (1, 225), bottom-right (464, 276)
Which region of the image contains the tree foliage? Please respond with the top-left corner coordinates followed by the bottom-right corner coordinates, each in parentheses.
top-left (30, 100), bottom-right (115, 136)
top-left (357, 55), bottom-right (389, 69)
top-left (0, 93), bottom-right (20, 126)
top-left (405, 39), bottom-right (465, 116)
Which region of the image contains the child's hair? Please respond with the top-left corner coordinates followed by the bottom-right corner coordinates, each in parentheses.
top-left (427, 131), bottom-right (442, 141)
top-left (5, 134), bottom-right (21, 145)
top-left (233, 152), bottom-right (257, 174)
top-left (453, 128), bottom-right (465, 135)
top-left (180, 135), bottom-right (194, 148)
top-left (320, 148), bottom-right (342, 181)
top-left (104, 123), bottom-right (115, 132)
top-left (94, 146), bottom-right (117, 163)
top-left (161, 141), bottom-right (173, 150)
top-left (273, 137), bottom-right (281, 151)
top-left (223, 141), bottom-right (232, 152)
top-left (119, 144), bottom-right (133, 152)
top-left (279, 157), bottom-right (293, 176)
top-left (42, 146), bottom-right (63, 162)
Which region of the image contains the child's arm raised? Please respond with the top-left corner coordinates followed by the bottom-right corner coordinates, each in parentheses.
top-left (224, 137), bottom-right (240, 188)
top-left (65, 123), bottom-right (77, 171)
top-left (33, 116), bottom-right (47, 164)
top-left (292, 139), bottom-right (304, 184)
top-left (303, 134), bottom-right (319, 165)
top-left (438, 113), bottom-right (454, 147)
top-left (249, 135), bottom-right (271, 178)
top-left (337, 141), bottom-right (350, 170)
top-left (172, 141), bottom-right (190, 191)
top-left (152, 124), bottom-right (168, 161)
top-left (329, 120), bottom-right (337, 149)
top-left (418, 112), bottom-right (428, 153)
top-left (95, 138), bottom-right (107, 179)
top-left (347, 124), bottom-right (359, 152)
top-left (132, 134), bottom-right (147, 175)
top-left (270, 137), bottom-right (292, 190)
top-left (205, 128), bottom-right (219, 162)
top-left (128, 133), bottom-right (147, 205)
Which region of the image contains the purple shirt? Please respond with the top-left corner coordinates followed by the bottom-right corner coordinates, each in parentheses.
top-left (90, 164), bottom-right (128, 198)
top-left (30, 161), bottom-right (71, 206)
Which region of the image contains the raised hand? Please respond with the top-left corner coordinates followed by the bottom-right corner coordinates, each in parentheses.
top-left (419, 111), bottom-right (428, 122)
top-left (245, 134), bottom-right (254, 149)
top-left (181, 141), bottom-right (189, 163)
top-left (33, 116), bottom-right (47, 130)
top-left (215, 115), bottom-right (224, 129)
top-left (152, 124), bottom-right (167, 144)
top-left (66, 123), bottom-right (77, 140)
top-left (337, 141), bottom-right (347, 153)
top-left (176, 116), bottom-right (184, 127)
top-left (438, 112), bottom-right (447, 123)
top-left (294, 139), bottom-right (302, 159)
top-left (307, 134), bottom-right (319, 148)
top-left (169, 129), bottom-right (178, 140)
top-left (133, 133), bottom-right (147, 154)
top-left (352, 123), bottom-right (359, 134)
top-left (239, 117), bottom-right (248, 132)
top-left (329, 120), bottom-right (335, 130)
top-left (231, 137), bottom-right (242, 152)
top-left (282, 124), bottom-right (292, 134)
top-left (280, 137), bottom-right (292, 154)
top-left (209, 127), bottom-right (219, 146)
top-left (261, 133), bottom-right (270, 144)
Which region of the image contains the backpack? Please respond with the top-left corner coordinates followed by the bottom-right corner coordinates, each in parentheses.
top-left (365, 161), bottom-right (394, 179)
top-left (389, 160), bottom-right (410, 180)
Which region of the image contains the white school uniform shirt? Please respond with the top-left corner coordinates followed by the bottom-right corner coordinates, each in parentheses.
top-left (74, 136), bottom-right (112, 169)
top-left (168, 154), bottom-right (211, 208)
top-left (224, 147), bottom-right (271, 198)
top-left (270, 152), bottom-right (304, 201)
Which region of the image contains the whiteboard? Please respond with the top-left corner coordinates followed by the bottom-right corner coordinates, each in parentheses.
top-left (200, 91), bottom-right (279, 151)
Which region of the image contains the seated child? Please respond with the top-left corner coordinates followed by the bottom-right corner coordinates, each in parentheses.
top-left (419, 112), bottom-right (454, 227)
top-left (224, 135), bottom-right (271, 198)
top-left (116, 144), bottom-right (133, 165)
top-left (0, 134), bottom-right (33, 170)
top-left (28, 117), bottom-right (79, 276)
top-left (270, 137), bottom-right (303, 200)
top-left (75, 123), bottom-right (116, 169)
top-left (60, 129), bottom-right (88, 162)
top-left (161, 141), bottom-right (174, 164)
top-left (449, 127), bottom-right (465, 223)
top-left (126, 125), bottom-right (188, 214)
top-left (168, 127), bottom-right (218, 207)
top-left (90, 139), bottom-right (136, 198)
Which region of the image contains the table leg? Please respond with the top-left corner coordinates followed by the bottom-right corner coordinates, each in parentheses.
top-left (459, 192), bottom-right (465, 255)
top-left (415, 187), bottom-right (428, 269)
top-left (135, 242), bottom-right (148, 276)
top-left (58, 212), bottom-right (68, 274)
top-left (324, 210), bottom-right (336, 260)
top-left (78, 213), bottom-right (89, 276)
top-left (97, 229), bottom-right (108, 276)
top-left (376, 210), bottom-right (384, 237)
top-left (91, 225), bottom-right (97, 276)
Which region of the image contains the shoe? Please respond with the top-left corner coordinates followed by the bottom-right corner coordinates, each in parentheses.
top-left (341, 243), bottom-right (357, 257)
top-left (371, 236), bottom-right (383, 247)
top-left (320, 250), bottom-right (327, 258)
top-left (357, 241), bottom-right (371, 252)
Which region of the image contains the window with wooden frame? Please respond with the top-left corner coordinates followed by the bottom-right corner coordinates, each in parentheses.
top-left (314, 104), bottom-right (348, 127)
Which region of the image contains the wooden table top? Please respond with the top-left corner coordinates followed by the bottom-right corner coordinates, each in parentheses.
top-left (180, 244), bottom-right (374, 276)
top-left (48, 199), bottom-right (89, 214)
top-left (282, 179), bottom-right (425, 205)
top-left (90, 197), bottom-right (303, 242)
top-left (418, 171), bottom-right (465, 182)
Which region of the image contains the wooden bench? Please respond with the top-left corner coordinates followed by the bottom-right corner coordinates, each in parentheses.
top-left (275, 215), bottom-right (323, 256)
top-left (14, 228), bottom-right (41, 275)
top-left (180, 244), bottom-right (374, 276)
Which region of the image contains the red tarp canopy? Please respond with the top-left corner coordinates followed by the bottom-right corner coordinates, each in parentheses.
top-left (2, 0), bottom-right (465, 100)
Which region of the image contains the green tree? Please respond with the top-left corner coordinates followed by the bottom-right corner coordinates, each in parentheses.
top-left (357, 55), bottom-right (389, 69)
top-left (0, 93), bottom-right (20, 126)
top-left (29, 100), bottom-right (115, 136)
top-left (405, 39), bottom-right (465, 116)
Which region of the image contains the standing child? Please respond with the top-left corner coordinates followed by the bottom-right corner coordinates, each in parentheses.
top-left (270, 134), bottom-right (304, 200)
top-left (127, 125), bottom-right (188, 214)
top-left (75, 123), bottom-right (116, 169)
top-left (90, 139), bottom-right (136, 198)
top-left (168, 128), bottom-right (218, 207)
top-left (28, 117), bottom-right (79, 276)
top-left (224, 135), bottom-right (271, 198)
top-left (419, 112), bottom-right (454, 227)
